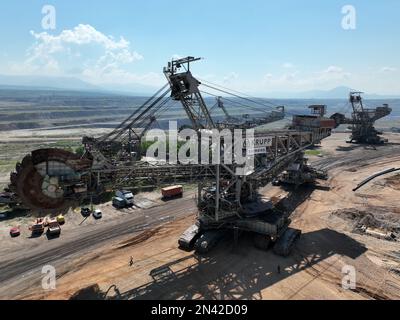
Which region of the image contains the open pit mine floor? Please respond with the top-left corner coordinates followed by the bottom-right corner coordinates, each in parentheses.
top-left (0, 132), bottom-right (400, 300)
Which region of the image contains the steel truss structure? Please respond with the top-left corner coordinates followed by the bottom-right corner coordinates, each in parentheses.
top-left (330, 92), bottom-right (392, 144)
top-left (5, 57), bottom-right (338, 256)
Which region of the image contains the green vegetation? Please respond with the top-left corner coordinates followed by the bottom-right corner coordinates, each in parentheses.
top-left (305, 149), bottom-right (323, 156)
top-left (0, 160), bottom-right (17, 166)
top-left (140, 140), bottom-right (157, 154)
top-left (49, 140), bottom-right (80, 148)
top-left (48, 140), bottom-right (83, 154)
top-left (75, 145), bottom-right (85, 156)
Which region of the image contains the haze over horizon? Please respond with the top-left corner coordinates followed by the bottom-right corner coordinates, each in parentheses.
top-left (0, 1), bottom-right (399, 96)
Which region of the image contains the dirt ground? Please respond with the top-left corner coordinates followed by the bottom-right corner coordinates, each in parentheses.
top-left (1, 132), bottom-right (400, 300)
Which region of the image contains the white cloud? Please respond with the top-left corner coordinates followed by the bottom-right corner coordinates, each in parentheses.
top-left (262, 65), bottom-right (351, 91)
top-left (30, 24), bottom-right (134, 51)
top-left (323, 66), bottom-right (343, 73)
top-left (264, 73), bottom-right (273, 80)
top-left (4, 24), bottom-right (398, 95)
top-left (317, 65), bottom-right (351, 81)
top-left (223, 72), bottom-right (239, 84)
top-left (7, 24), bottom-right (160, 87)
top-left (283, 62), bottom-right (294, 68)
top-left (24, 24), bottom-right (143, 74)
top-left (380, 66), bottom-right (397, 73)
top-left (263, 71), bottom-right (300, 86)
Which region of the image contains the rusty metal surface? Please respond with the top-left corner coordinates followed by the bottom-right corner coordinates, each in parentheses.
top-left (9, 149), bottom-right (92, 210)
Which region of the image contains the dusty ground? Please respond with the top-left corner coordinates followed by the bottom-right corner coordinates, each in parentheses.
top-left (0, 132), bottom-right (400, 300)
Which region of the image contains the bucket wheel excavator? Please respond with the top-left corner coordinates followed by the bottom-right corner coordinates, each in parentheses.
top-left (162, 58), bottom-right (336, 256)
top-left (330, 92), bottom-right (392, 145)
top-left (5, 57), bottom-right (337, 257)
top-left (4, 57), bottom-right (287, 211)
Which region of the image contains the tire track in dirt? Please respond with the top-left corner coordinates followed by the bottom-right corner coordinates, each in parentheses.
top-left (0, 198), bottom-right (197, 284)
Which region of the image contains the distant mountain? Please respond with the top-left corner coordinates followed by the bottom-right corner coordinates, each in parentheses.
top-left (0, 74), bottom-right (161, 96)
top-left (0, 74), bottom-right (103, 92)
top-left (98, 82), bottom-right (161, 96)
top-left (297, 86), bottom-right (355, 99)
top-left (1, 75), bottom-right (399, 100)
top-left (264, 86), bottom-right (400, 99)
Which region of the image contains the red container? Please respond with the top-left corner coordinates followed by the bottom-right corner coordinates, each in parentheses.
top-left (161, 185), bottom-right (183, 199)
top-left (319, 119), bottom-right (336, 129)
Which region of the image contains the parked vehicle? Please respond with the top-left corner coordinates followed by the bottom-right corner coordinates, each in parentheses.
top-left (115, 190), bottom-right (134, 207)
top-left (30, 218), bottom-right (45, 235)
top-left (56, 214), bottom-right (65, 225)
top-left (47, 219), bottom-right (61, 237)
top-left (10, 226), bottom-right (20, 237)
top-left (92, 209), bottom-right (102, 219)
top-left (178, 224), bottom-right (200, 250)
top-left (112, 197), bottom-right (127, 209)
top-left (161, 185), bottom-right (183, 200)
top-left (0, 191), bottom-right (15, 204)
top-left (81, 207), bottom-right (91, 217)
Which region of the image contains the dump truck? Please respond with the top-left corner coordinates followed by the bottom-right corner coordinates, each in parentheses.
top-left (161, 185), bottom-right (183, 200)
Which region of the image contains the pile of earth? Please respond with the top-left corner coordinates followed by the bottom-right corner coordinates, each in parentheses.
top-left (332, 206), bottom-right (400, 236)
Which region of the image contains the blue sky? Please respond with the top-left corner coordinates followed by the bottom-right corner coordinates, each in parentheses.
top-left (0, 0), bottom-right (399, 94)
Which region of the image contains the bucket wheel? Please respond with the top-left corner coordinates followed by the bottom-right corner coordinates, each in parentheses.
top-left (8, 149), bottom-right (91, 210)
